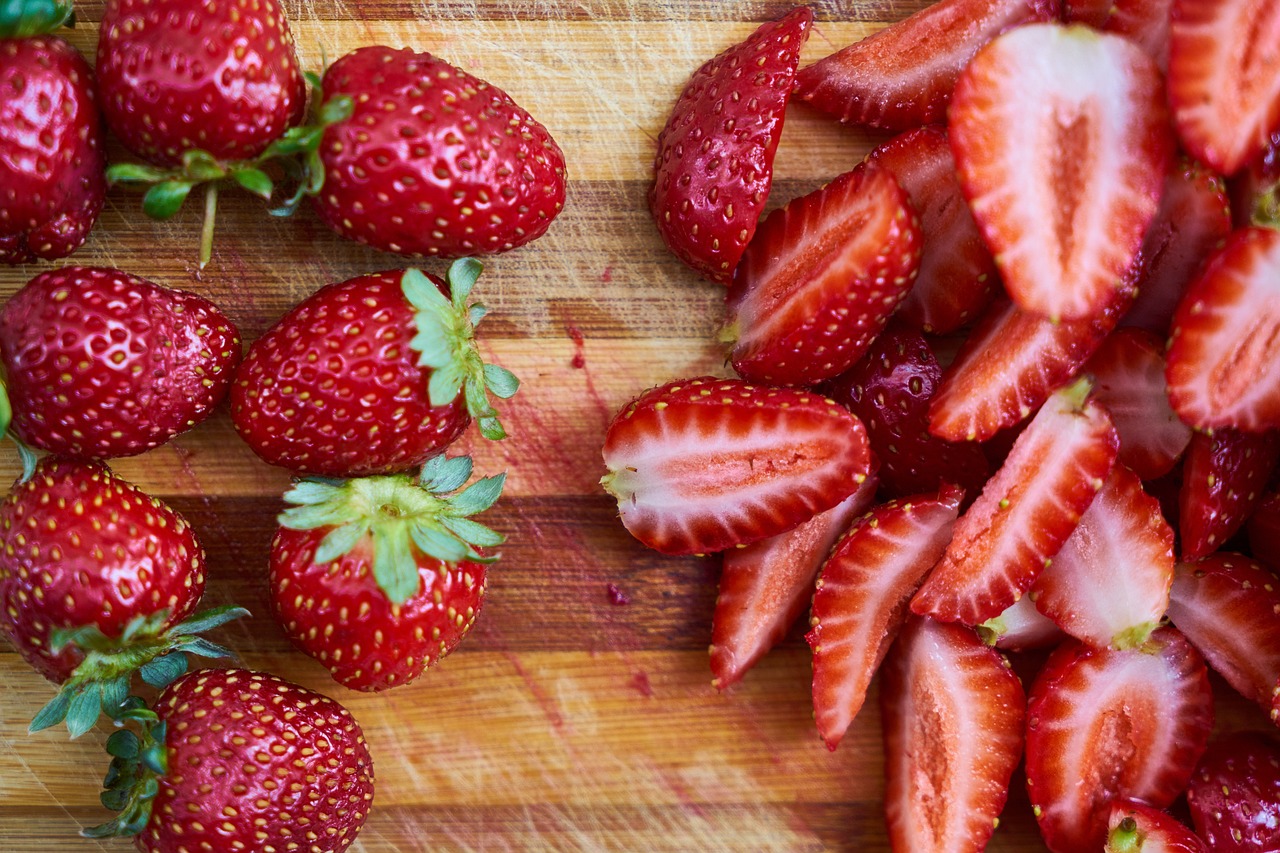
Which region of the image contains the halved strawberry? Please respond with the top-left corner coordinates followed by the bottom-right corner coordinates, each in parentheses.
top-left (978, 594), bottom-right (1065, 651)
top-left (600, 377), bottom-right (871, 555)
top-left (1186, 731), bottom-right (1280, 853)
top-left (1179, 429), bottom-right (1280, 561)
top-left (881, 617), bottom-right (1026, 853)
top-left (1166, 553), bottom-right (1280, 712)
top-left (1166, 227), bottom-right (1280, 433)
top-left (793, 0), bottom-right (1059, 131)
top-left (1105, 0), bottom-right (1174, 70)
top-left (865, 127), bottom-right (997, 334)
top-left (1231, 132), bottom-right (1280, 228)
top-left (724, 161), bottom-right (922, 386)
top-left (1168, 0), bottom-right (1280, 176)
top-left (950, 23), bottom-right (1172, 321)
top-left (1106, 800), bottom-right (1209, 853)
top-left (1247, 491), bottom-right (1280, 571)
top-left (649, 7), bottom-right (813, 283)
top-left (808, 487), bottom-right (963, 749)
top-left (709, 468), bottom-right (879, 690)
top-left (1064, 0), bottom-right (1113, 26)
top-left (912, 379), bottom-right (1119, 625)
top-left (1025, 628), bottom-right (1214, 853)
top-left (1030, 466), bottom-right (1175, 649)
top-left (1086, 328), bottom-right (1193, 480)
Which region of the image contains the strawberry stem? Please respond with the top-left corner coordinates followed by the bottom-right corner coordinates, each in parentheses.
top-left (0, 0), bottom-right (75, 37)
top-left (199, 183), bottom-right (218, 269)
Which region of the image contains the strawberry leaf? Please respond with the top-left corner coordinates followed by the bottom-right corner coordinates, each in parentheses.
top-left (0, 378), bottom-right (11, 438)
top-left (448, 257), bottom-right (482, 306)
top-left (231, 167), bottom-right (274, 199)
top-left (420, 454), bottom-right (473, 494)
top-left (105, 730), bottom-right (140, 760)
top-left (138, 653), bottom-right (187, 690)
top-left (314, 521), bottom-right (368, 563)
top-left (440, 515), bottom-right (505, 548)
top-left (409, 523), bottom-right (470, 563)
top-left (372, 525), bottom-right (419, 605)
top-left (484, 364), bottom-right (520, 399)
top-left (168, 605), bottom-right (250, 636)
top-left (142, 181), bottom-right (193, 220)
top-left (66, 686), bottom-right (102, 739)
top-left (450, 473), bottom-right (506, 516)
top-left (0, 0), bottom-right (75, 38)
top-left (29, 689), bottom-right (72, 734)
top-left (428, 363), bottom-right (466, 408)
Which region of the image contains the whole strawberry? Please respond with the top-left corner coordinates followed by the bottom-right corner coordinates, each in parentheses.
top-left (270, 454), bottom-right (504, 691)
top-left (0, 266), bottom-right (241, 461)
top-left (231, 259), bottom-right (518, 477)
top-left (311, 45), bottom-right (566, 258)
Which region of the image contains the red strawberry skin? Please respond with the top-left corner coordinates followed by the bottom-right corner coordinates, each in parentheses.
top-left (96, 0), bottom-right (306, 165)
top-left (0, 459), bottom-right (206, 683)
top-left (138, 669), bottom-right (374, 853)
top-left (0, 266), bottom-right (241, 460)
top-left (1248, 491), bottom-right (1280, 571)
top-left (1105, 0), bottom-right (1174, 71)
top-left (649, 8), bottom-right (812, 283)
top-left (1179, 429), bottom-right (1280, 561)
top-left (1186, 731), bottom-right (1280, 853)
top-left (0, 37), bottom-right (105, 264)
top-left (1106, 800), bottom-right (1208, 853)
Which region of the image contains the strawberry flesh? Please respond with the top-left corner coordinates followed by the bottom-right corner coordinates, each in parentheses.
top-left (1179, 429), bottom-right (1280, 561)
top-left (1186, 731), bottom-right (1280, 853)
top-left (1106, 800), bottom-right (1209, 853)
top-left (979, 594), bottom-right (1064, 651)
top-left (1104, 0), bottom-right (1174, 71)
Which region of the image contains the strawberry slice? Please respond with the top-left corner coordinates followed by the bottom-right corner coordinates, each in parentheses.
top-left (820, 324), bottom-right (990, 499)
top-left (950, 23), bottom-right (1172, 322)
top-left (724, 161), bottom-right (922, 386)
top-left (1166, 553), bottom-right (1280, 711)
top-left (881, 617), bottom-right (1026, 853)
top-left (649, 7), bottom-right (813, 283)
top-left (1247, 491), bottom-right (1280, 571)
top-left (709, 468), bottom-right (879, 690)
top-left (1168, 0), bottom-right (1280, 176)
top-left (1064, 0), bottom-right (1113, 26)
top-left (1030, 466), bottom-right (1175, 649)
top-left (1025, 627), bottom-right (1215, 853)
top-left (1179, 429), bottom-right (1280, 561)
top-left (1166, 227), bottom-right (1280, 433)
top-left (1186, 731), bottom-right (1280, 853)
top-left (1086, 328), bottom-right (1193, 480)
top-left (1106, 800), bottom-right (1209, 853)
top-left (1231, 133), bottom-right (1280, 229)
top-left (808, 487), bottom-right (964, 749)
top-left (865, 127), bottom-right (997, 334)
top-left (1105, 0), bottom-right (1173, 71)
top-left (979, 594), bottom-right (1065, 651)
top-left (793, 0), bottom-right (1059, 131)
top-left (600, 377), bottom-right (872, 555)
top-left (912, 379), bottom-right (1119, 626)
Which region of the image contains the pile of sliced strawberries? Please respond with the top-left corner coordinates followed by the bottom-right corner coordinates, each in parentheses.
top-left (607, 0), bottom-right (1280, 849)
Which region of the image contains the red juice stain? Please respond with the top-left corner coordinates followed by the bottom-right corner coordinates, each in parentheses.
top-left (606, 583), bottom-right (631, 606)
top-left (600, 266), bottom-right (613, 283)
top-left (630, 670), bottom-right (653, 697)
top-left (567, 324), bottom-right (586, 369)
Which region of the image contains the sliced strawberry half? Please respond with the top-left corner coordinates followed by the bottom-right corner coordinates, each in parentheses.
top-left (1231, 132), bottom-right (1280, 229)
top-left (1106, 800), bottom-right (1209, 853)
top-left (724, 161), bottom-right (922, 386)
top-left (808, 487), bottom-right (964, 750)
top-left (978, 594), bottom-right (1065, 651)
top-left (1166, 227), bottom-right (1280, 433)
top-left (1064, 0), bottom-right (1113, 26)
top-left (912, 379), bottom-right (1119, 625)
top-left (649, 7), bottom-right (813, 283)
top-left (794, 0), bottom-right (1059, 131)
top-left (709, 468), bottom-right (879, 690)
top-left (1186, 731), bottom-right (1280, 853)
top-left (950, 23), bottom-right (1172, 322)
top-left (1030, 466), bottom-right (1175, 649)
top-left (1105, 0), bottom-right (1174, 71)
top-left (1166, 553), bottom-right (1280, 711)
top-left (1168, 0), bottom-right (1280, 176)
top-left (600, 377), bottom-right (872, 555)
top-left (1179, 429), bottom-right (1280, 561)
top-left (1247, 491), bottom-right (1280, 571)
top-left (1025, 627), bottom-right (1214, 853)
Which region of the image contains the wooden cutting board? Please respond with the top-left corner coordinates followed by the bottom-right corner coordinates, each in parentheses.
top-left (0, 2), bottom-right (1270, 850)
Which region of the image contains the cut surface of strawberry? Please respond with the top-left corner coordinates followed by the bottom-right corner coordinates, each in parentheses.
top-left (979, 594), bottom-right (1065, 651)
top-left (1186, 731), bottom-right (1280, 853)
top-left (1106, 800), bottom-right (1209, 853)
top-left (1179, 429), bottom-right (1280, 561)
top-left (950, 23), bottom-right (1172, 322)
top-left (1104, 0), bottom-right (1173, 71)
top-left (1064, 0), bottom-right (1113, 26)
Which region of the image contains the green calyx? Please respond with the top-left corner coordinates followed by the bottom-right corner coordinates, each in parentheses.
top-left (83, 696), bottom-right (168, 840)
top-left (0, 375), bottom-right (39, 483)
top-left (1254, 184), bottom-right (1280, 230)
top-left (278, 453), bottom-right (507, 606)
top-left (0, 0), bottom-right (75, 38)
top-left (405, 259), bottom-right (520, 441)
top-left (1105, 816), bottom-right (1142, 853)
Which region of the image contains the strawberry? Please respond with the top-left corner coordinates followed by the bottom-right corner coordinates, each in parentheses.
top-left (1179, 429), bottom-right (1280, 561)
top-left (1024, 628), bottom-right (1214, 853)
top-left (600, 377), bottom-right (872, 556)
top-left (1104, 0), bottom-right (1173, 71)
top-left (1029, 466), bottom-right (1175, 649)
top-left (978, 594), bottom-right (1065, 651)
top-left (709, 467), bottom-right (878, 690)
top-left (1086, 328), bottom-right (1193, 480)
top-left (1231, 133), bottom-right (1280, 229)
top-left (723, 161), bottom-right (922, 386)
top-left (1186, 731), bottom-right (1280, 853)
top-left (949, 23), bottom-right (1172, 322)
top-left (0, 266), bottom-right (241, 463)
top-left (809, 487), bottom-right (963, 750)
top-left (231, 260), bottom-right (518, 477)
top-left (793, 0), bottom-right (1058, 131)
top-left (1106, 801), bottom-right (1209, 853)
top-left (820, 323), bottom-right (990, 498)
top-left (270, 454), bottom-right (505, 692)
top-left (881, 617), bottom-right (1026, 853)
top-left (0, 35), bottom-right (106, 264)
top-left (1168, 0), bottom-right (1280, 176)
top-left (1247, 491), bottom-right (1280, 571)
top-left (912, 379), bottom-right (1119, 625)
top-left (649, 7), bottom-right (812, 283)
top-left (1064, 0), bottom-right (1113, 26)
top-left (1166, 227), bottom-right (1280, 433)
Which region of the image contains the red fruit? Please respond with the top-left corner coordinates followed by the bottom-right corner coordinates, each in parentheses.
top-left (1247, 491), bottom-right (1280, 570)
top-left (1168, 0), bottom-right (1280, 176)
top-left (600, 377), bottom-right (872, 556)
top-left (881, 617), bottom-right (1026, 853)
top-left (865, 126), bottom-right (997, 334)
top-left (820, 323), bottom-right (990, 498)
top-left (1106, 801), bottom-right (1209, 853)
top-left (1179, 429), bottom-right (1280, 561)
top-left (809, 487), bottom-right (963, 750)
top-left (724, 161), bottom-right (922, 386)
top-left (1166, 227), bottom-right (1280, 433)
top-left (1105, 0), bottom-right (1174, 71)
top-left (648, 7), bottom-right (812, 283)
top-left (912, 379), bottom-right (1119, 625)
top-left (950, 23), bottom-right (1172, 321)
top-left (1030, 466), bottom-right (1175, 649)
top-left (1064, 0), bottom-right (1113, 26)
top-left (0, 37), bottom-right (105, 264)
top-left (1186, 731), bottom-right (1280, 853)
top-left (979, 594), bottom-right (1065, 651)
top-left (0, 266), bottom-right (241, 460)
top-left (709, 468), bottom-right (879, 690)
top-left (793, 0), bottom-right (1058, 131)
top-left (1231, 133), bottom-right (1280, 228)
top-left (1025, 628), bottom-right (1214, 853)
